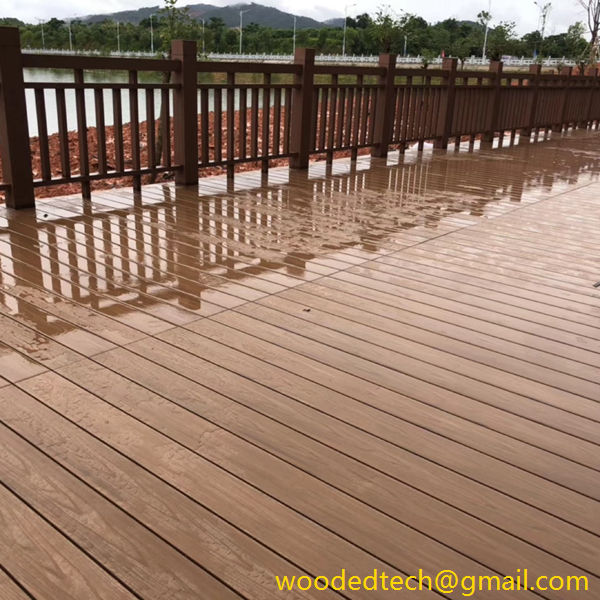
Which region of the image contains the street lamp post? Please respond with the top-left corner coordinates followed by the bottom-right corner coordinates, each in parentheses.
top-left (36, 19), bottom-right (46, 49)
top-left (150, 14), bottom-right (154, 53)
top-left (341, 3), bottom-right (356, 57)
top-left (117, 21), bottom-right (121, 53)
top-left (481, 0), bottom-right (491, 60)
top-left (292, 15), bottom-right (297, 54)
top-left (239, 8), bottom-right (250, 54)
top-left (201, 18), bottom-right (206, 54)
top-left (403, 34), bottom-right (408, 57)
top-left (67, 19), bottom-right (73, 52)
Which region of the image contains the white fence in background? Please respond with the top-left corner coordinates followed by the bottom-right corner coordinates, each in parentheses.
top-left (23, 47), bottom-right (576, 67)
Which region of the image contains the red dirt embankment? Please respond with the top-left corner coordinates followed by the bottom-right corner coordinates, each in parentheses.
top-left (1, 107), bottom-right (368, 199)
top-left (16, 108), bottom-right (295, 198)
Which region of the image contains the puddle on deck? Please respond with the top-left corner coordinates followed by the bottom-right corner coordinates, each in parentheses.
top-left (1, 129), bottom-right (600, 357)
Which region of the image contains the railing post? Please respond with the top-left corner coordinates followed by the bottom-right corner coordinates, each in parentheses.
top-left (0, 27), bottom-right (35, 209)
top-left (482, 60), bottom-right (503, 147)
top-left (553, 66), bottom-right (571, 132)
top-left (522, 64), bottom-right (541, 141)
top-left (171, 39), bottom-right (198, 186)
top-left (434, 57), bottom-right (457, 150)
top-left (290, 48), bottom-right (315, 169)
top-left (371, 53), bottom-right (397, 158)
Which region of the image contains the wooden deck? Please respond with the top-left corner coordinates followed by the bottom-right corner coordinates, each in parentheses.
top-left (1, 131), bottom-right (599, 599)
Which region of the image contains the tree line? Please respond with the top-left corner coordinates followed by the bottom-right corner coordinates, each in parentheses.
top-left (0, 6), bottom-right (590, 62)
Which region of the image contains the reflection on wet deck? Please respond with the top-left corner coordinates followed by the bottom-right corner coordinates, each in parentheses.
top-left (1, 131), bottom-right (600, 600)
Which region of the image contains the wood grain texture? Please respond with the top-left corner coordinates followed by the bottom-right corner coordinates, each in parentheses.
top-left (0, 482), bottom-right (135, 600)
top-left (1, 131), bottom-right (600, 599)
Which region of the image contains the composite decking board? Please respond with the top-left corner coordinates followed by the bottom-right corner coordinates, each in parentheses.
top-left (393, 246), bottom-right (600, 305)
top-left (0, 341), bottom-right (49, 383)
top-left (60, 338), bottom-right (600, 477)
top-left (325, 271), bottom-right (600, 360)
top-left (421, 231), bottom-right (600, 280)
top-left (121, 335), bottom-right (600, 574)
top-left (384, 243), bottom-right (599, 298)
top-left (13, 370), bottom-right (530, 600)
top-left (13, 195), bottom-right (320, 296)
top-left (3, 381), bottom-right (437, 600)
top-left (0, 234), bottom-right (227, 327)
top-left (0, 261), bottom-right (179, 337)
top-left (0, 223), bottom-right (267, 308)
top-left (0, 568), bottom-right (32, 600)
top-left (2, 131), bottom-right (600, 598)
top-left (209, 307), bottom-right (600, 445)
top-left (423, 234), bottom-right (600, 284)
top-left (56, 189), bottom-right (350, 279)
top-left (245, 292), bottom-right (600, 406)
top-left (168, 317), bottom-right (600, 497)
top-left (377, 253), bottom-right (600, 314)
top-left (0, 422), bottom-right (245, 600)
top-left (271, 285), bottom-right (599, 391)
top-left (4, 288), bottom-right (595, 521)
top-left (0, 395), bottom-right (332, 600)
top-left (0, 477), bottom-right (136, 600)
top-left (29, 190), bottom-right (600, 368)
top-left (0, 273), bottom-right (150, 347)
top-left (346, 264), bottom-right (600, 342)
top-left (282, 279), bottom-right (600, 370)
top-left (78, 171), bottom-right (536, 268)
top-left (58, 353), bottom-right (594, 599)
top-left (0, 313), bottom-right (101, 370)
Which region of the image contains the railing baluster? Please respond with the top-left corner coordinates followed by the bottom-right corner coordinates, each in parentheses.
top-left (94, 89), bottom-right (107, 175)
top-left (34, 89), bottom-right (51, 181)
top-left (239, 87), bottom-right (247, 160)
top-left (261, 73), bottom-right (270, 173)
top-left (200, 87), bottom-right (209, 165)
top-left (74, 68), bottom-right (90, 198)
top-left (129, 70), bottom-right (141, 191)
top-left (146, 89), bottom-right (156, 171)
top-left (273, 87), bottom-right (281, 156)
top-left (56, 88), bottom-right (71, 178)
top-left (113, 88), bottom-right (124, 172)
top-left (251, 87), bottom-right (259, 158)
top-left (227, 72), bottom-right (235, 178)
top-left (215, 87), bottom-right (223, 163)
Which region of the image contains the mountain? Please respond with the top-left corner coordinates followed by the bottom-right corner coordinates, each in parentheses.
top-left (83, 2), bottom-right (335, 29)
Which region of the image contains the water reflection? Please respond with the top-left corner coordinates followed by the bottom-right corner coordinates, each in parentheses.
top-left (1, 131), bottom-right (599, 347)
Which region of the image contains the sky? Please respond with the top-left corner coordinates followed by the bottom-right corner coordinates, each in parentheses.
top-left (0, 0), bottom-right (585, 36)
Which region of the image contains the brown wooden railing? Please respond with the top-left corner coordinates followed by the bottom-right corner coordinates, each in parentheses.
top-left (1, 25), bottom-right (600, 209)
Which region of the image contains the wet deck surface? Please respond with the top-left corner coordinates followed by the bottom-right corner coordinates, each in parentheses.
top-left (1, 131), bottom-right (599, 599)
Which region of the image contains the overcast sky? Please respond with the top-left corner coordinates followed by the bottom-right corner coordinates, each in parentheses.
top-left (0, 0), bottom-right (585, 36)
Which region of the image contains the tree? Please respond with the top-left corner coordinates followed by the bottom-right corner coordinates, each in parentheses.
top-left (579, 0), bottom-right (600, 63)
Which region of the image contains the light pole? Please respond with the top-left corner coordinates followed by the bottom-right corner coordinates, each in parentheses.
top-left (481, 0), bottom-right (491, 60)
top-left (67, 19), bottom-right (73, 52)
top-left (403, 34), bottom-right (408, 57)
top-left (534, 1), bottom-right (551, 57)
top-left (117, 21), bottom-right (121, 53)
top-left (239, 8), bottom-right (250, 54)
top-left (201, 18), bottom-right (206, 54)
top-left (150, 14), bottom-right (155, 53)
top-left (342, 2), bottom-right (356, 57)
top-left (36, 18), bottom-right (46, 49)
top-left (292, 15), bottom-right (297, 54)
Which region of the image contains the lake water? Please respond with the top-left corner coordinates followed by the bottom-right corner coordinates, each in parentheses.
top-left (25, 69), bottom-right (262, 137)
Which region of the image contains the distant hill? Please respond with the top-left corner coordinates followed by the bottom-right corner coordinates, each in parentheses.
top-left (83, 2), bottom-right (336, 29)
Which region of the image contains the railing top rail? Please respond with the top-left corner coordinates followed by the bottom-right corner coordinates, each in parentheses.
top-left (313, 64), bottom-right (386, 76)
top-left (22, 53), bottom-right (180, 72)
top-left (196, 61), bottom-right (301, 74)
